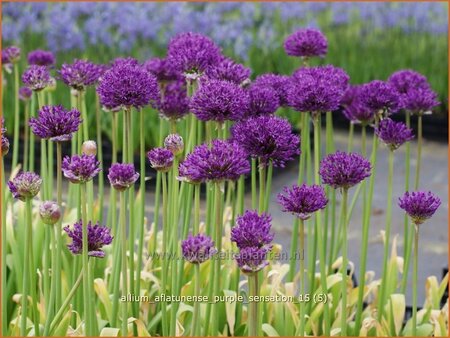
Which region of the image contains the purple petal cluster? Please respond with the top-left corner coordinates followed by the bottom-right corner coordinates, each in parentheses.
top-left (340, 85), bottom-right (374, 125)
top-left (398, 191), bottom-right (441, 225)
top-left (39, 201), bottom-right (61, 225)
top-left (147, 147), bottom-right (174, 173)
top-left (27, 49), bottom-right (55, 66)
top-left (2, 46), bottom-right (21, 63)
top-left (231, 115), bottom-right (300, 168)
top-left (167, 32), bottom-right (222, 74)
top-left (181, 233), bottom-right (217, 264)
top-left (64, 220), bottom-right (113, 258)
top-left (246, 85), bottom-right (279, 117)
top-left (59, 59), bottom-right (105, 90)
top-left (288, 65), bottom-right (349, 113)
top-left (319, 151), bottom-right (371, 189)
top-left (388, 70), bottom-right (430, 94)
top-left (156, 80), bottom-right (190, 120)
top-left (8, 171), bottom-right (42, 201)
top-left (203, 57), bottom-right (251, 85)
top-left (29, 105), bottom-right (82, 142)
top-left (107, 163), bottom-right (140, 191)
top-left (231, 210), bottom-right (274, 249)
top-left (178, 139), bottom-right (250, 183)
top-left (401, 87), bottom-right (440, 115)
top-left (164, 134), bottom-right (184, 155)
top-left (143, 57), bottom-right (181, 83)
top-left (62, 154), bottom-right (101, 184)
top-left (277, 184), bottom-right (328, 220)
top-left (235, 246), bottom-right (270, 274)
top-left (253, 73), bottom-right (291, 106)
top-left (284, 28), bottom-right (328, 58)
top-left (19, 86), bottom-right (33, 101)
top-left (375, 118), bottom-right (414, 150)
top-left (190, 79), bottom-right (249, 122)
top-left (21, 65), bottom-right (52, 91)
top-left (359, 80), bottom-right (402, 114)
top-left (97, 60), bottom-right (159, 110)
top-left (1, 136), bottom-right (9, 156)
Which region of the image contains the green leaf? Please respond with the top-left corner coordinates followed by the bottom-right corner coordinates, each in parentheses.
top-left (262, 323), bottom-right (280, 336)
top-left (51, 305), bottom-right (72, 336)
top-left (223, 290), bottom-right (237, 335)
top-left (100, 327), bottom-right (120, 336)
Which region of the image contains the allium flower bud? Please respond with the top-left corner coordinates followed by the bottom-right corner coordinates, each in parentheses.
top-left (181, 233), bottom-right (217, 264)
top-left (8, 171), bottom-right (42, 201)
top-left (164, 134), bottom-right (184, 155)
top-left (1, 136), bottom-right (9, 156)
top-left (81, 140), bottom-right (97, 156)
top-left (39, 201), bottom-right (61, 225)
top-left (147, 148), bottom-right (174, 173)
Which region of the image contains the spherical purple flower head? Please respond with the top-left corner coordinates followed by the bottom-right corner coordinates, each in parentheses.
top-left (398, 191), bottom-right (441, 225)
top-left (235, 246), bottom-right (270, 274)
top-left (277, 184), bottom-right (328, 220)
top-left (178, 139), bottom-right (250, 183)
top-left (288, 65), bottom-right (349, 114)
top-left (39, 201), bottom-right (61, 226)
top-left (110, 57), bottom-right (140, 68)
top-left (29, 105), bottom-right (82, 142)
top-left (402, 87), bottom-right (440, 115)
top-left (59, 59), bottom-right (104, 91)
top-left (231, 210), bottom-right (274, 250)
top-left (143, 57), bottom-right (181, 83)
top-left (203, 57), bottom-right (251, 85)
top-left (21, 65), bottom-right (52, 91)
top-left (359, 80), bottom-right (402, 115)
top-left (164, 134), bottom-right (184, 155)
top-left (167, 32), bottom-right (222, 75)
top-left (190, 79), bottom-right (250, 123)
top-left (8, 171), bottom-right (42, 201)
top-left (319, 151), bottom-right (371, 190)
top-left (181, 233), bottom-right (217, 264)
top-left (97, 61), bottom-right (159, 110)
top-left (253, 73), bottom-right (291, 106)
top-left (19, 86), bottom-right (33, 101)
top-left (340, 85), bottom-right (374, 125)
top-left (2, 46), bottom-right (21, 64)
top-left (27, 49), bottom-right (55, 67)
top-left (388, 70), bottom-right (430, 95)
top-left (156, 80), bottom-right (190, 121)
top-left (147, 147), bottom-right (174, 173)
top-left (375, 118), bottom-right (414, 151)
top-left (62, 154), bottom-right (101, 184)
top-left (1, 135), bottom-right (9, 156)
top-left (284, 28), bottom-right (328, 58)
top-left (107, 163), bottom-right (140, 191)
top-left (231, 115), bottom-right (300, 168)
top-left (246, 85), bottom-right (279, 117)
top-left (64, 220), bottom-right (113, 258)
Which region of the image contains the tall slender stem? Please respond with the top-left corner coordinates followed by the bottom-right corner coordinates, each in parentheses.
top-left (251, 158), bottom-right (257, 210)
top-left (23, 103), bottom-right (30, 170)
top-left (55, 142), bottom-right (63, 309)
top-left (340, 188), bottom-right (349, 336)
top-left (412, 224), bottom-right (419, 336)
top-left (1, 159), bottom-right (6, 336)
top-left (248, 273), bottom-right (259, 337)
top-left (347, 122), bottom-right (354, 152)
top-left (29, 93), bottom-right (36, 172)
top-left (194, 184), bottom-right (200, 234)
top-left (161, 173), bottom-right (169, 336)
top-left (43, 228), bottom-right (57, 335)
top-left (20, 199), bottom-right (32, 336)
top-left (11, 63), bottom-right (20, 172)
top-left (211, 182), bottom-right (223, 335)
top-left (191, 263), bottom-right (201, 336)
top-left (95, 93), bottom-right (104, 223)
top-left (120, 191), bottom-right (128, 337)
top-left (80, 183), bottom-right (92, 335)
top-left (298, 219), bottom-right (306, 336)
top-left (258, 162), bottom-right (266, 213)
top-left (414, 114), bottom-right (423, 190)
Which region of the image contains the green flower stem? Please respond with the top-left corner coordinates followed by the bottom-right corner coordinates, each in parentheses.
top-left (20, 199), bottom-right (32, 336)
top-left (339, 188), bottom-right (349, 336)
top-left (236, 175), bottom-right (245, 216)
top-left (161, 173), bottom-right (169, 337)
top-left (412, 224), bottom-right (419, 336)
top-left (414, 114), bottom-right (423, 190)
top-left (23, 102), bottom-right (30, 170)
top-left (43, 228), bottom-right (57, 335)
top-left (263, 161), bottom-right (273, 212)
top-left (29, 93), bottom-right (36, 172)
top-left (48, 140), bottom-right (54, 198)
top-left (11, 63), bottom-right (20, 172)
top-left (298, 219), bottom-right (306, 336)
top-left (1, 159), bottom-right (7, 336)
top-left (120, 191), bottom-right (128, 337)
top-left (80, 91), bottom-right (89, 140)
top-left (55, 142), bottom-right (63, 310)
top-left (95, 93), bottom-right (104, 223)
top-left (247, 272), bottom-right (259, 337)
top-left (377, 149), bottom-right (395, 321)
top-left (324, 111), bottom-right (335, 266)
top-left (251, 158), bottom-right (257, 210)
top-left (347, 122), bottom-right (354, 152)
top-left (48, 269), bottom-right (83, 335)
top-left (258, 160), bottom-right (267, 213)
top-left (194, 184), bottom-right (200, 234)
top-left (191, 263), bottom-right (201, 336)
top-left (28, 212), bottom-right (40, 336)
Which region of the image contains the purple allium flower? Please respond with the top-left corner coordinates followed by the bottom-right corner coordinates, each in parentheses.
top-left (59, 59), bottom-right (105, 91)
top-left (319, 151), bottom-right (371, 189)
top-left (375, 118), bottom-right (414, 151)
top-left (164, 134), bottom-right (184, 155)
top-left (398, 191), bottom-right (441, 225)
top-left (178, 139), bottom-right (250, 183)
top-left (39, 201), bottom-right (61, 225)
top-left (29, 105), bottom-right (82, 142)
top-left (181, 233), bottom-right (217, 264)
top-left (253, 73), bottom-right (291, 106)
top-left (8, 171), bottom-right (42, 201)
top-left (288, 65), bottom-right (349, 113)
top-left (231, 115), bottom-right (300, 168)
top-left (156, 80), bottom-right (190, 120)
top-left (18, 86), bottom-right (33, 101)
top-left (64, 220), bottom-right (113, 258)
top-left (1, 136), bottom-right (10, 156)
top-left (231, 210), bottom-right (274, 250)
top-left (2, 46), bottom-right (21, 64)
top-left (62, 154), bottom-right (101, 184)
top-left (111, 57), bottom-right (140, 68)
top-left (143, 57), bottom-right (181, 83)
top-left (284, 28), bottom-right (328, 58)
top-left (246, 85), bottom-right (279, 117)
top-left (340, 85), bottom-right (374, 125)
top-left (203, 57), bottom-right (251, 85)
top-left (190, 79), bottom-right (249, 122)
top-left (27, 49), bottom-right (55, 67)
top-left (97, 61), bottom-right (159, 110)
top-left (359, 80), bottom-right (402, 114)
top-left (147, 147), bottom-right (174, 173)
top-left (21, 65), bottom-right (52, 91)
top-left (107, 163), bottom-right (140, 191)
top-left (388, 70), bottom-right (430, 95)
top-left (401, 87), bottom-right (440, 115)
top-left (235, 246), bottom-right (270, 273)
top-left (277, 184), bottom-right (328, 220)
top-left (167, 32), bottom-right (222, 74)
